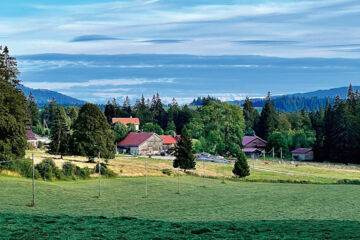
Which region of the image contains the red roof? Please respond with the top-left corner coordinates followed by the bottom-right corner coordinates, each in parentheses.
top-left (160, 135), bottom-right (178, 145)
top-left (112, 118), bottom-right (140, 125)
top-left (292, 148), bottom-right (312, 154)
top-left (118, 133), bottom-right (155, 147)
top-left (242, 136), bottom-right (266, 147)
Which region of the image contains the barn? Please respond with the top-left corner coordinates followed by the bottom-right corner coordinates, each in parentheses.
top-left (291, 148), bottom-right (314, 161)
top-left (117, 132), bottom-right (163, 155)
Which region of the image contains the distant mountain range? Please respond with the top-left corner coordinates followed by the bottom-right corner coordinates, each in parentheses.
top-left (19, 85), bottom-right (86, 108)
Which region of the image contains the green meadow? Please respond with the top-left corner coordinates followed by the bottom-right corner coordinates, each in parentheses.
top-left (1, 175), bottom-right (360, 239)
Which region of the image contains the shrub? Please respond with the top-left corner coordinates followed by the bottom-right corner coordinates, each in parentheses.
top-left (95, 162), bottom-right (117, 178)
top-left (75, 166), bottom-right (92, 179)
top-left (232, 150), bottom-right (250, 178)
top-left (162, 169), bottom-right (172, 176)
top-left (37, 141), bottom-right (44, 149)
top-left (62, 162), bottom-right (76, 176)
top-left (36, 158), bottom-right (62, 180)
top-left (6, 159), bottom-right (40, 178)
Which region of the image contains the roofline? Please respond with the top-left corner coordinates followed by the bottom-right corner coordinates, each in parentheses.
top-left (243, 136), bottom-right (267, 146)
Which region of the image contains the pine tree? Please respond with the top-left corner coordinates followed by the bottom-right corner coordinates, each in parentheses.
top-left (232, 150), bottom-right (250, 178)
top-left (72, 103), bottom-right (115, 159)
top-left (173, 131), bottom-right (196, 170)
top-left (151, 93), bottom-right (167, 129)
top-left (256, 92), bottom-right (278, 140)
top-left (0, 46), bottom-right (20, 86)
top-left (243, 97), bottom-right (259, 131)
top-left (104, 100), bottom-right (116, 124)
top-left (41, 98), bottom-right (58, 129)
top-left (49, 107), bottom-right (69, 158)
top-left (27, 92), bottom-right (40, 127)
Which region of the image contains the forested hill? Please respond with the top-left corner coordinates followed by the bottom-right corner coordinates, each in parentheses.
top-left (18, 86), bottom-right (86, 108)
top-left (227, 86), bottom-right (360, 112)
top-left (229, 96), bottom-right (334, 112)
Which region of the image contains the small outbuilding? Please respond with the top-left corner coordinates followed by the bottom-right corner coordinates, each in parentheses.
top-left (117, 132), bottom-right (163, 155)
top-left (160, 135), bottom-right (178, 151)
top-left (291, 148), bottom-right (313, 161)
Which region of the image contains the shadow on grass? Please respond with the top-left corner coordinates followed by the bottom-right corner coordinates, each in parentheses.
top-left (1, 213), bottom-right (359, 239)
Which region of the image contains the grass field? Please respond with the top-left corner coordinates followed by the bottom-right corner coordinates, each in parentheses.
top-left (1, 175), bottom-right (360, 239)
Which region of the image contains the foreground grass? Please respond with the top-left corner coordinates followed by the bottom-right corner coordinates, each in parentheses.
top-left (1, 176), bottom-right (359, 222)
top-left (1, 213), bottom-right (359, 239)
top-left (1, 176), bottom-right (359, 239)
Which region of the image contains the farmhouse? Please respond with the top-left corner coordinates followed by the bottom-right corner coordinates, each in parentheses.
top-left (117, 132), bottom-right (163, 155)
top-left (242, 136), bottom-right (267, 158)
top-left (160, 135), bottom-right (178, 151)
top-left (112, 117), bottom-right (140, 131)
top-left (291, 148), bottom-right (314, 161)
top-left (26, 129), bottom-right (50, 148)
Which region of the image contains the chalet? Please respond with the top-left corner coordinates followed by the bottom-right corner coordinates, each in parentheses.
top-left (112, 117), bottom-right (140, 131)
top-left (242, 136), bottom-right (267, 158)
top-left (291, 148), bottom-right (314, 161)
top-left (160, 135), bottom-right (178, 151)
top-left (26, 129), bottom-right (50, 148)
top-left (117, 132), bottom-right (163, 155)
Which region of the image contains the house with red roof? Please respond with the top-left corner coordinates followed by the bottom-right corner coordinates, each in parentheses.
top-left (291, 148), bottom-right (313, 161)
top-left (242, 136), bottom-right (267, 158)
top-left (160, 135), bottom-right (178, 151)
top-left (112, 117), bottom-right (140, 131)
top-left (117, 132), bottom-right (163, 155)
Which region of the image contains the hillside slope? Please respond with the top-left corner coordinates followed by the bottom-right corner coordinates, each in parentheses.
top-left (19, 85), bottom-right (86, 108)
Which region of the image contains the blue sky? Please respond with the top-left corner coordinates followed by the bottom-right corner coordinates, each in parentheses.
top-left (1, 0), bottom-right (360, 103)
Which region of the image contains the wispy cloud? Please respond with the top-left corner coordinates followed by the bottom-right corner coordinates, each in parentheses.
top-left (70, 35), bottom-right (124, 42)
top-left (26, 78), bottom-right (175, 90)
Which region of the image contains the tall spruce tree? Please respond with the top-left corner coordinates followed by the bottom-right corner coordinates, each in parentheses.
top-left (104, 100), bottom-right (116, 124)
top-left (0, 46), bottom-right (27, 162)
top-left (256, 92), bottom-right (278, 140)
top-left (150, 93), bottom-right (167, 129)
top-left (243, 97), bottom-right (259, 131)
top-left (49, 107), bottom-right (69, 158)
top-left (72, 103), bottom-right (115, 159)
top-left (27, 92), bottom-right (40, 127)
top-left (173, 131), bottom-right (196, 170)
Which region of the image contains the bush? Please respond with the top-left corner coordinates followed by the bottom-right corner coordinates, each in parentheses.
top-left (232, 151), bottom-right (250, 178)
top-left (62, 162), bottom-right (76, 176)
top-left (75, 166), bottom-right (92, 179)
top-left (5, 159), bottom-right (40, 178)
top-left (95, 162), bottom-right (117, 178)
top-left (37, 141), bottom-right (44, 149)
top-left (162, 169), bottom-right (172, 176)
top-left (36, 158), bottom-right (63, 180)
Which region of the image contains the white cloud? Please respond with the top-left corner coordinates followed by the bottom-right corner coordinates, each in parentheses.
top-left (25, 78), bottom-right (175, 90)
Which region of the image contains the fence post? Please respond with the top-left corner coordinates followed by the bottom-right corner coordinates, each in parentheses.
top-left (145, 157), bottom-right (148, 197)
top-left (98, 152), bottom-right (101, 198)
top-left (177, 167), bottom-right (180, 194)
top-left (32, 153), bottom-right (35, 207)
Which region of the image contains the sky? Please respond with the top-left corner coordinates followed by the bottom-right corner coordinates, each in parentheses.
top-left (1, 0), bottom-right (360, 103)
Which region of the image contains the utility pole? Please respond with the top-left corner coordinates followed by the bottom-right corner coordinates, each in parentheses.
top-left (222, 164), bottom-right (225, 184)
top-left (280, 147), bottom-right (283, 160)
top-left (145, 157), bottom-right (148, 197)
top-left (272, 147), bottom-right (275, 159)
top-left (32, 153), bottom-right (35, 207)
top-left (98, 152), bottom-right (101, 198)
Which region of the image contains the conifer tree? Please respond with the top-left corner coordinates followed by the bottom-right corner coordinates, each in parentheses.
top-left (49, 107), bottom-right (69, 158)
top-left (104, 100), bottom-right (116, 124)
top-left (0, 46), bottom-right (27, 162)
top-left (72, 103), bottom-right (115, 159)
top-left (173, 131), bottom-right (196, 170)
top-left (256, 92), bottom-right (278, 140)
top-left (27, 92), bottom-right (40, 126)
top-left (243, 97), bottom-right (259, 131)
top-left (232, 149), bottom-right (250, 178)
